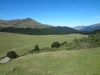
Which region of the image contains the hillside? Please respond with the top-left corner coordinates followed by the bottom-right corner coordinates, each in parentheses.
top-left (0, 48), bottom-right (100, 75)
top-left (74, 23), bottom-right (100, 32)
top-left (0, 18), bottom-right (80, 35)
top-left (0, 18), bottom-right (52, 28)
top-left (81, 23), bottom-right (100, 32)
top-left (0, 26), bottom-right (79, 35)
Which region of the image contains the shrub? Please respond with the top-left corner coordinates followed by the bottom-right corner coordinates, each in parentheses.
top-left (51, 42), bottom-right (60, 48)
top-left (34, 45), bottom-right (40, 52)
top-left (73, 38), bottom-right (78, 43)
top-left (61, 41), bottom-right (67, 46)
top-left (25, 50), bottom-right (33, 55)
top-left (6, 51), bottom-right (18, 59)
top-left (40, 47), bottom-right (52, 52)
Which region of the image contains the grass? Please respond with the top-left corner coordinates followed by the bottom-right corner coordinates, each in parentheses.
top-left (0, 32), bottom-right (100, 75)
top-left (0, 47), bottom-right (100, 75)
top-left (0, 32), bottom-right (87, 57)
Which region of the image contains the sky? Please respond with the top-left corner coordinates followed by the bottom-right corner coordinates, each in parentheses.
top-left (0, 0), bottom-right (100, 27)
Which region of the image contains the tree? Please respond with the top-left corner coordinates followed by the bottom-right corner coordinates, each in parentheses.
top-left (51, 42), bottom-right (60, 48)
top-left (61, 41), bottom-right (67, 46)
top-left (6, 51), bottom-right (18, 59)
top-left (34, 45), bottom-right (40, 52)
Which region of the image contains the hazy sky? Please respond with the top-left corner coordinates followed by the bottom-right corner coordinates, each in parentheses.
top-left (0, 0), bottom-right (100, 27)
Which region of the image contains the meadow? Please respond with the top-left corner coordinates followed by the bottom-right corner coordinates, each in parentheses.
top-left (0, 47), bottom-right (100, 75)
top-left (0, 32), bottom-right (100, 75)
top-left (0, 32), bottom-right (87, 57)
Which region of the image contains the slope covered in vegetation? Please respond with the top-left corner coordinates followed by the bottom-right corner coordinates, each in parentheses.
top-left (0, 48), bottom-right (100, 75)
top-left (0, 32), bottom-right (86, 57)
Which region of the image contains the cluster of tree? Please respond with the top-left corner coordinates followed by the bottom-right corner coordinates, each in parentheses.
top-left (66, 30), bottom-right (100, 50)
top-left (5, 30), bottom-right (100, 60)
top-left (26, 41), bottom-right (67, 54)
top-left (6, 51), bottom-right (18, 59)
top-left (26, 45), bottom-right (40, 54)
top-left (0, 27), bottom-right (79, 35)
top-left (51, 42), bottom-right (60, 48)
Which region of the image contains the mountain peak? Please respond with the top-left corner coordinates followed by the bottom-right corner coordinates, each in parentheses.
top-left (26, 18), bottom-right (33, 20)
top-left (23, 18), bottom-right (33, 21)
top-left (0, 18), bottom-right (52, 28)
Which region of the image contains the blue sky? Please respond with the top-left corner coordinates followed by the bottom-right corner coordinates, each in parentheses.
top-left (0, 0), bottom-right (100, 27)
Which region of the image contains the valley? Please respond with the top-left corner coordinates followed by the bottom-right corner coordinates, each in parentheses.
top-left (0, 0), bottom-right (100, 74)
top-left (0, 32), bottom-right (86, 57)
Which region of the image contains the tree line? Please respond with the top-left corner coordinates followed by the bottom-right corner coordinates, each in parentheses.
top-left (0, 27), bottom-right (79, 35)
top-left (5, 30), bottom-right (100, 60)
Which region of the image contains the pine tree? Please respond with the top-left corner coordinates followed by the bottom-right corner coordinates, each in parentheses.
top-left (34, 45), bottom-right (40, 52)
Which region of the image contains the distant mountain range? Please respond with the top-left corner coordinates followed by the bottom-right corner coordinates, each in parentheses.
top-left (74, 23), bottom-right (100, 32)
top-left (1, 18), bottom-right (99, 34)
top-left (73, 26), bottom-right (85, 30)
top-left (0, 18), bottom-right (52, 28)
top-left (0, 18), bottom-right (79, 35)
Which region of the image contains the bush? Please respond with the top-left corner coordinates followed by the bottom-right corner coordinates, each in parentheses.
top-left (26, 50), bottom-right (33, 54)
top-left (61, 41), bottom-right (67, 46)
top-left (51, 42), bottom-right (60, 48)
top-left (40, 47), bottom-right (53, 52)
top-left (6, 51), bottom-right (18, 59)
top-left (34, 45), bottom-right (40, 52)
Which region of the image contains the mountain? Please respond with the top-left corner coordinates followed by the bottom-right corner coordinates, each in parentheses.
top-left (0, 18), bottom-right (52, 28)
top-left (73, 26), bottom-right (85, 30)
top-left (73, 23), bottom-right (100, 32)
top-left (81, 23), bottom-right (100, 32)
top-left (0, 18), bottom-right (79, 35)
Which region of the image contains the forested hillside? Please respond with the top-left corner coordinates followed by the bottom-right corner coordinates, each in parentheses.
top-left (0, 27), bottom-right (79, 35)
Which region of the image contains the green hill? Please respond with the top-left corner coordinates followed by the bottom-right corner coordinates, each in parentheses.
top-left (0, 47), bottom-right (100, 75)
top-left (0, 18), bottom-right (52, 28)
top-left (0, 18), bottom-right (79, 35)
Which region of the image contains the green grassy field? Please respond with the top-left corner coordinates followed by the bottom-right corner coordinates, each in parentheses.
top-left (0, 32), bottom-right (100, 75)
top-left (0, 32), bottom-right (87, 57)
top-left (0, 47), bottom-right (100, 75)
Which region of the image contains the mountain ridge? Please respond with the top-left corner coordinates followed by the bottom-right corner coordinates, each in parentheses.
top-left (73, 25), bottom-right (85, 30)
top-left (74, 23), bottom-right (100, 32)
top-left (0, 18), bottom-right (53, 28)
top-left (0, 18), bottom-right (79, 35)
top-left (81, 23), bottom-right (100, 32)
